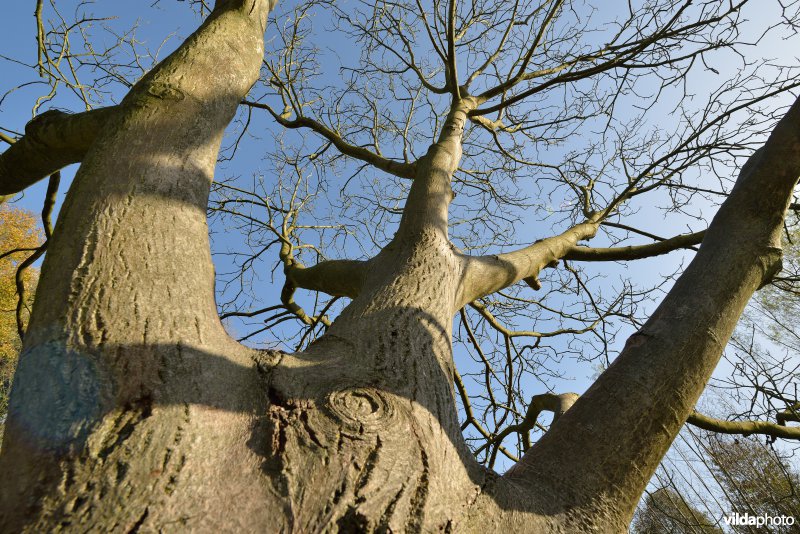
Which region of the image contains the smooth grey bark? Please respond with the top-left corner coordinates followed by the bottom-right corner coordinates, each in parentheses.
top-left (0, 1), bottom-right (798, 532)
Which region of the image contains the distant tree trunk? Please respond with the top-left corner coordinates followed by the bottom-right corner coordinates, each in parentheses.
top-left (1, 1), bottom-right (798, 532)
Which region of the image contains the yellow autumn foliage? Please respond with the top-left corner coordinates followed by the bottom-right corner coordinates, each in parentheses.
top-left (0, 205), bottom-right (42, 429)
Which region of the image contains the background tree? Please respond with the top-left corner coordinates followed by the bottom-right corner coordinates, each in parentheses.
top-left (0, 1), bottom-right (799, 532)
top-left (631, 486), bottom-right (722, 534)
top-left (708, 435), bottom-right (800, 528)
top-left (636, 428), bottom-right (800, 533)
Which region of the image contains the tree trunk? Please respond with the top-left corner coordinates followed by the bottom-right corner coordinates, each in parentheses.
top-left (2, 1), bottom-right (798, 532)
top-left (0, 37), bottom-right (535, 527)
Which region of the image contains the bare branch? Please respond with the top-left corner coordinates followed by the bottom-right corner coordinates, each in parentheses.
top-left (687, 411), bottom-right (800, 441)
top-left (15, 171), bottom-right (59, 340)
top-left (565, 230), bottom-right (706, 262)
top-left (472, 2), bottom-right (746, 116)
top-left (478, 0), bottom-right (564, 101)
top-left (243, 100), bottom-right (417, 179)
top-left (446, 0), bottom-right (460, 100)
top-left (458, 219), bottom-right (600, 306)
top-left (287, 259), bottom-right (367, 299)
top-left (777, 402), bottom-right (800, 425)
top-left (482, 392), bottom-right (578, 467)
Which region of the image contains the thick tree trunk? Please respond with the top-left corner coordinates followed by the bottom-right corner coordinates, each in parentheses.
top-left (0, 1), bottom-right (289, 530)
top-left (0, 66), bottom-right (533, 529)
top-left (1, 1), bottom-right (798, 532)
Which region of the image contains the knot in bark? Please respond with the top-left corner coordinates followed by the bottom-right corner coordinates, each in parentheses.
top-left (146, 82), bottom-right (186, 102)
top-left (25, 109), bottom-right (68, 136)
top-left (326, 387), bottom-right (395, 433)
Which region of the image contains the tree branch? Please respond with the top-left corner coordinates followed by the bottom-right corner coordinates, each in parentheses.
top-left (455, 368), bottom-right (520, 464)
top-left (478, 0), bottom-right (564, 101)
top-left (14, 171), bottom-right (59, 340)
top-left (471, 3), bottom-right (741, 116)
top-left (287, 259), bottom-right (367, 299)
top-left (687, 411), bottom-right (800, 441)
top-left (482, 392), bottom-right (579, 467)
top-left (458, 219), bottom-right (600, 307)
top-left (564, 230), bottom-right (706, 262)
top-left (0, 107), bottom-right (117, 199)
top-left (777, 402), bottom-right (800, 425)
top-left (243, 100), bottom-right (417, 179)
top-left (446, 0), bottom-right (460, 100)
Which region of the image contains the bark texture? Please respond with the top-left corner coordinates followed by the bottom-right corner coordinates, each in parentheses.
top-left (0, 1), bottom-right (286, 530)
top-left (0, 106), bottom-right (116, 199)
top-left (1, 1), bottom-right (798, 532)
